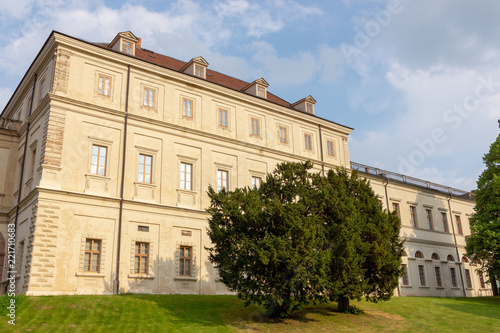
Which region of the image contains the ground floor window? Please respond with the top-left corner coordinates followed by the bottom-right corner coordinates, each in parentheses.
top-left (179, 245), bottom-right (192, 276)
top-left (84, 239), bottom-right (101, 273)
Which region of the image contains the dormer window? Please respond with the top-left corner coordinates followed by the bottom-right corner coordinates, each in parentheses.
top-left (181, 57), bottom-right (209, 79)
top-left (243, 78), bottom-right (269, 99)
top-left (122, 41), bottom-right (133, 54)
top-left (257, 86), bottom-right (265, 98)
top-left (195, 65), bottom-right (204, 78)
top-left (291, 95), bottom-right (317, 115)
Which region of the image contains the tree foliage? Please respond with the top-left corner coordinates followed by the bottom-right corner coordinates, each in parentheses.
top-left (206, 161), bottom-right (403, 317)
top-left (466, 135), bottom-right (500, 281)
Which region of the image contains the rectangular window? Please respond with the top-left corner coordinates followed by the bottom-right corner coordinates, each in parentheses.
top-left (138, 154), bottom-right (152, 184)
top-left (26, 97), bottom-right (32, 119)
top-left (122, 41), bottom-right (133, 54)
top-left (479, 272), bottom-right (485, 289)
top-left (91, 145), bottom-right (107, 176)
top-left (327, 140), bottom-right (335, 157)
top-left (441, 212), bottom-right (449, 233)
top-left (410, 206), bottom-right (418, 228)
top-left (180, 162), bottom-right (192, 190)
top-left (39, 79), bottom-right (45, 101)
top-left (138, 226), bottom-right (149, 232)
top-left (195, 65), bottom-right (204, 78)
top-left (435, 267), bottom-right (442, 287)
top-left (426, 209), bottom-right (434, 230)
top-left (218, 108), bottom-right (228, 128)
top-left (392, 203), bottom-right (401, 219)
top-left (257, 86), bottom-right (265, 97)
top-left (98, 74), bottom-right (111, 97)
top-left (306, 102), bottom-right (313, 114)
top-left (402, 264), bottom-right (409, 286)
top-left (304, 134), bottom-right (312, 151)
top-left (251, 118), bottom-right (260, 136)
top-left (134, 242), bottom-right (149, 274)
top-left (456, 215), bottom-right (463, 235)
top-left (143, 87), bottom-right (155, 108)
top-left (252, 176), bottom-right (262, 189)
top-left (465, 269), bottom-right (472, 288)
top-left (418, 265), bottom-right (426, 286)
top-left (179, 245), bottom-right (192, 276)
top-left (217, 170), bottom-right (228, 191)
top-left (30, 148), bottom-right (37, 178)
top-left (279, 126), bottom-right (288, 144)
top-left (84, 239), bottom-right (101, 273)
top-left (450, 267), bottom-right (458, 288)
top-left (182, 98), bottom-right (193, 118)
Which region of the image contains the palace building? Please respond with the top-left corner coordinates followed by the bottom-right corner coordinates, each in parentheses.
top-left (0, 31), bottom-right (493, 297)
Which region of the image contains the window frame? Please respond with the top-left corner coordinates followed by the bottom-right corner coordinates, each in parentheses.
top-left (418, 265), bottom-right (426, 286)
top-left (434, 266), bottom-right (443, 287)
top-left (441, 212), bottom-right (449, 233)
top-left (195, 65), bottom-right (204, 78)
top-left (218, 108), bottom-right (228, 128)
top-left (304, 133), bottom-right (312, 151)
top-left (464, 269), bottom-right (473, 288)
top-left (97, 74), bottom-right (112, 97)
top-left (250, 117), bottom-right (260, 137)
top-left (182, 98), bottom-right (194, 118)
top-left (39, 78), bottom-right (45, 101)
top-left (143, 87), bottom-right (156, 108)
top-left (279, 126), bottom-right (288, 144)
top-left (122, 41), bottom-right (133, 54)
top-left (479, 272), bottom-right (486, 289)
top-left (179, 162), bottom-right (193, 191)
top-left (402, 264), bottom-right (410, 286)
top-left (90, 144), bottom-right (108, 176)
top-left (392, 202), bottom-right (401, 219)
top-left (179, 245), bottom-right (192, 276)
top-left (217, 169), bottom-right (229, 191)
top-left (251, 176), bottom-right (262, 189)
top-left (257, 86), bottom-right (265, 98)
top-left (84, 239), bottom-right (101, 273)
top-left (138, 153), bottom-right (153, 184)
top-left (134, 242), bottom-right (149, 275)
top-left (306, 102), bottom-right (313, 114)
top-left (327, 140), bottom-right (335, 157)
top-left (456, 215), bottom-right (463, 235)
top-left (426, 209), bottom-right (434, 230)
top-left (410, 206), bottom-right (418, 228)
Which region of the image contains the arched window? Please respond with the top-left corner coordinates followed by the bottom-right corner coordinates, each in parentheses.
top-left (447, 255), bottom-right (455, 262)
top-left (415, 251), bottom-right (424, 259)
top-left (431, 253), bottom-right (440, 260)
top-left (462, 256), bottom-right (469, 263)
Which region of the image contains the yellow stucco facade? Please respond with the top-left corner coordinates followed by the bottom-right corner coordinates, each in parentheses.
top-left (0, 31), bottom-right (492, 297)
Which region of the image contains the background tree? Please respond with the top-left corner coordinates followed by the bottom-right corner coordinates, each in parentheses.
top-left (206, 161), bottom-right (330, 318)
top-left (315, 168), bottom-right (404, 312)
top-left (466, 135), bottom-right (500, 290)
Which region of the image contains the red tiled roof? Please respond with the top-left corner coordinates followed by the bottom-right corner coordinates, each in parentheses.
top-left (133, 47), bottom-right (291, 108)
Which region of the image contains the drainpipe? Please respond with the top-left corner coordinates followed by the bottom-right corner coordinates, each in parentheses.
top-left (318, 124), bottom-right (325, 176)
top-left (115, 65), bottom-right (131, 294)
top-left (448, 195), bottom-right (466, 297)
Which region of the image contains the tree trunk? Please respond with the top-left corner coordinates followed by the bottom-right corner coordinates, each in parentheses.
top-left (338, 296), bottom-right (350, 312)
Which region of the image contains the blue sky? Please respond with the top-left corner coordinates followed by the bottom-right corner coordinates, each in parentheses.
top-left (1, 0), bottom-right (499, 191)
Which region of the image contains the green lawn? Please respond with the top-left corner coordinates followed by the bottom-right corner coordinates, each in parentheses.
top-left (1, 294), bottom-right (499, 332)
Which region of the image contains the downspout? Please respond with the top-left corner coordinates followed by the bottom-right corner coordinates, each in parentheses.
top-left (448, 195), bottom-right (466, 297)
top-left (115, 65), bottom-right (131, 294)
top-left (318, 124), bottom-right (325, 176)
top-left (14, 74), bottom-right (37, 246)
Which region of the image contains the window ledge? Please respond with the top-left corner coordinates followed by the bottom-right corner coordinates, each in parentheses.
top-left (176, 188), bottom-right (197, 195)
top-left (451, 287), bottom-right (461, 290)
top-left (401, 285), bottom-right (412, 288)
top-left (134, 182), bottom-right (157, 188)
top-left (419, 286), bottom-right (430, 288)
top-left (128, 274), bottom-right (155, 280)
top-left (75, 272), bottom-right (105, 278)
top-left (174, 276), bottom-right (198, 281)
top-left (85, 173), bottom-right (111, 181)
top-left (436, 286), bottom-right (445, 289)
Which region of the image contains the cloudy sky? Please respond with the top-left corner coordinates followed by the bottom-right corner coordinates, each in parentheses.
top-left (1, 0), bottom-right (499, 191)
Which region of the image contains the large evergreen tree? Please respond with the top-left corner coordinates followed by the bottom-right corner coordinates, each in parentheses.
top-left (466, 135), bottom-right (500, 286)
top-left (206, 161), bottom-right (403, 317)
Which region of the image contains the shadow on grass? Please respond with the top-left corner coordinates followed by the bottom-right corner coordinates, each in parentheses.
top-left (434, 296), bottom-right (500, 320)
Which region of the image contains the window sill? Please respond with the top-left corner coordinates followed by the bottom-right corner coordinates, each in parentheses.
top-left (85, 173), bottom-right (111, 180)
top-left (75, 272), bottom-right (105, 278)
top-left (176, 188), bottom-right (197, 195)
top-left (436, 286), bottom-right (445, 289)
top-left (401, 285), bottom-right (412, 288)
top-left (128, 274), bottom-right (154, 280)
top-left (174, 276), bottom-right (198, 281)
top-left (419, 286), bottom-right (430, 288)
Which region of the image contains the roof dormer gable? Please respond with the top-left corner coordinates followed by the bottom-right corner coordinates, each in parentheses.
top-left (181, 56), bottom-right (209, 79)
top-left (242, 78), bottom-right (269, 99)
top-left (109, 31), bottom-right (140, 56)
top-left (291, 95), bottom-right (316, 114)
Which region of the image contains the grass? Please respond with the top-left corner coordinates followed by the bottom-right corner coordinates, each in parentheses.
top-left (0, 294), bottom-right (499, 332)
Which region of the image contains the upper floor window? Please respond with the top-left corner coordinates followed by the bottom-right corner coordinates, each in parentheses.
top-left (134, 242), bottom-right (149, 274)
top-left (447, 254), bottom-right (455, 262)
top-left (415, 251), bottom-right (424, 259)
top-left (279, 126), bottom-right (288, 144)
top-left (327, 140), bottom-right (335, 157)
top-left (183, 98), bottom-right (193, 118)
top-left (304, 134), bottom-right (312, 151)
top-left (257, 86), bottom-right (265, 98)
top-left (180, 162), bottom-right (193, 190)
top-left (441, 212), bottom-right (449, 233)
top-left (450, 267), bottom-right (458, 287)
top-left (98, 74), bottom-right (111, 97)
top-left (426, 209), bottom-right (434, 230)
top-left (306, 102), bottom-right (313, 114)
top-left (418, 265), bottom-right (426, 286)
top-left (410, 206), bottom-right (418, 227)
top-left (91, 145), bottom-right (107, 176)
top-left (30, 147), bottom-right (37, 178)
top-left (456, 215), bottom-right (463, 235)
top-left (143, 87), bottom-right (155, 108)
top-left (138, 154), bottom-right (152, 184)
top-left (392, 203), bottom-right (401, 219)
top-left (39, 79), bottom-right (45, 101)
top-left (251, 118), bottom-right (260, 136)
top-left (434, 267), bottom-right (442, 287)
top-left (252, 176), bottom-right (262, 189)
top-left (218, 108), bottom-right (228, 128)
top-left (431, 253), bottom-right (440, 260)
top-left (195, 65), bottom-right (204, 78)
top-left (122, 41), bottom-right (133, 54)
top-left (179, 245), bottom-right (192, 276)
top-left (84, 239), bottom-right (101, 273)
top-left (465, 269), bottom-right (472, 288)
top-left (217, 169), bottom-right (228, 191)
